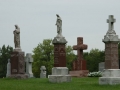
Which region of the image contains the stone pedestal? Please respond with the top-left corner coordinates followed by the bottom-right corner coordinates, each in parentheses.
top-left (48, 34), bottom-right (71, 83)
top-left (69, 70), bottom-right (89, 77)
top-left (25, 53), bottom-right (33, 78)
top-left (99, 69), bottom-right (120, 85)
top-left (48, 67), bottom-right (71, 83)
top-left (9, 50), bottom-right (28, 79)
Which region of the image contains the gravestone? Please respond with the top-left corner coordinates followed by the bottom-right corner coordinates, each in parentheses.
top-left (6, 59), bottom-right (11, 77)
top-left (99, 15), bottom-right (120, 85)
top-left (99, 62), bottom-right (105, 72)
top-left (48, 14), bottom-right (71, 83)
top-left (9, 25), bottom-right (28, 79)
top-left (40, 66), bottom-right (46, 78)
top-left (69, 37), bottom-right (89, 77)
top-left (25, 53), bottom-right (33, 78)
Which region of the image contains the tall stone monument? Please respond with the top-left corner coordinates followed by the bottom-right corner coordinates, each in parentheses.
top-left (99, 15), bottom-right (120, 85)
top-left (69, 37), bottom-right (89, 77)
top-left (48, 14), bottom-right (71, 83)
top-left (9, 25), bottom-right (28, 79)
top-left (25, 53), bottom-right (33, 78)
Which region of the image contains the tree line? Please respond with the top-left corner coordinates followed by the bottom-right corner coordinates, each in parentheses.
top-left (1, 39), bottom-right (120, 78)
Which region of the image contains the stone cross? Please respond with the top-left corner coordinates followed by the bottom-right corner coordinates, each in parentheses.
top-left (40, 66), bottom-right (46, 78)
top-left (25, 53), bottom-right (33, 78)
top-left (73, 37), bottom-right (87, 70)
top-left (107, 15), bottom-right (116, 30)
top-left (6, 59), bottom-right (11, 77)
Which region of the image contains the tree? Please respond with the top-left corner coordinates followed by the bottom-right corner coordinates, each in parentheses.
top-left (84, 49), bottom-right (105, 72)
top-left (0, 45), bottom-right (13, 78)
top-left (32, 39), bottom-right (54, 78)
top-left (32, 39), bottom-right (75, 78)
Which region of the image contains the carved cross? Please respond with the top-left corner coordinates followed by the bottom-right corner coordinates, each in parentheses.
top-left (73, 37), bottom-right (87, 69)
top-left (107, 15), bottom-right (116, 30)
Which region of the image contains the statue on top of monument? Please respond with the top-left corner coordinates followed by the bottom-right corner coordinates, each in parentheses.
top-left (13, 25), bottom-right (20, 48)
top-left (56, 14), bottom-right (62, 35)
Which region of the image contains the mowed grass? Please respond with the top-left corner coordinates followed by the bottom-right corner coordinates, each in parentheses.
top-left (0, 77), bottom-right (120, 90)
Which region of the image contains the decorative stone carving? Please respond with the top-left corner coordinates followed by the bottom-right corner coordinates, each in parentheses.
top-left (99, 15), bottom-right (120, 85)
top-left (40, 66), bottom-right (46, 78)
top-left (13, 25), bottom-right (20, 49)
top-left (56, 14), bottom-right (62, 36)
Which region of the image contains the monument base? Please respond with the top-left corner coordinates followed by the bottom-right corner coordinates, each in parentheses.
top-left (48, 67), bottom-right (71, 83)
top-left (69, 70), bottom-right (89, 77)
top-left (8, 74), bottom-right (28, 79)
top-left (99, 69), bottom-right (120, 85)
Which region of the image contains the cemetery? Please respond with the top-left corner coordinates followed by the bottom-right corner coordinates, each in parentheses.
top-left (1, 1), bottom-right (120, 90)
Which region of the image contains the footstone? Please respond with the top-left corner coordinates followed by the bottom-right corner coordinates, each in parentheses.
top-left (40, 66), bottom-right (46, 78)
top-left (25, 53), bottom-right (33, 78)
top-left (6, 59), bottom-right (11, 77)
top-left (48, 67), bottom-right (71, 83)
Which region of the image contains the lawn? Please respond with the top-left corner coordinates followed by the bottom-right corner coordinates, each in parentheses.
top-left (0, 77), bottom-right (120, 90)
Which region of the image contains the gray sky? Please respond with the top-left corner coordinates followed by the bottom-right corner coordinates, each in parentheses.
top-left (0, 0), bottom-right (120, 54)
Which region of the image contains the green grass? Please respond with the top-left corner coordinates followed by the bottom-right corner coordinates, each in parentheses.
top-left (0, 77), bottom-right (120, 90)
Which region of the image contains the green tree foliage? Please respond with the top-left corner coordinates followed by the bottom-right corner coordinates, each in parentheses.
top-left (0, 45), bottom-right (13, 78)
top-left (32, 39), bottom-right (54, 78)
top-left (84, 49), bottom-right (105, 72)
top-left (32, 39), bottom-right (75, 78)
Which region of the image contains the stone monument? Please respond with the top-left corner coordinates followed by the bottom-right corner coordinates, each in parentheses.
top-left (48, 14), bottom-right (71, 83)
top-left (69, 37), bottom-right (89, 77)
top-left (40, 66), bottom-right (46, 78)
top-left (99, 15), bottom-right (120, 85)
top-left (6, 59), bottom-right (11, 77)
top-left (25, 53), bottom-right (33, 78)
top-left (9, 25), bottom-right (28, 79)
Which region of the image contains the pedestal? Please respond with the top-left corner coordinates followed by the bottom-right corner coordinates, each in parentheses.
top-left (9, 51), bottom-right (28, 79)
top-left (69, 70), bottom-right (89, 77)
top-left (99, 69), bottom-right (120, 85)
top-left (48, 67), bottom-right (71, 83)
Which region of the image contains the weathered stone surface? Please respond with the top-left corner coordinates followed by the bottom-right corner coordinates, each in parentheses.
top-left (72, 37), bottom-right (87, 70)
top-left (99, 15), bottom-right (120, 85)
top-left (6, 59), bottom-right (11, 77)
top-left (48, 67), bottom-right (71, 83)
top-left (69, 70), bottom-right (89, 77)
top-left (25, 53), bottom-right (33, 78)
top-left (9, 51), bottom-right (28, 79)
top-left (40, 66), bottom-right (46, 78)
top-left (99, 62), bottom-right (105, 72)
top-left (99, 69), bottom-right (120, 85)
top-left (48, 75), bottom-right (71, 83)
top-left (70, 37), bottom-right (89, 77)
top-left (53, 44), bottom-right (66, 67)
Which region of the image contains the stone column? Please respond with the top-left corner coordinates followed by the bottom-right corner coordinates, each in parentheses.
top-left (6, 59), bottom-right (11, 77)
top-left (25, 53), bottom-right (33, 78)
top-left (99, 15), bottom-right (120, 85)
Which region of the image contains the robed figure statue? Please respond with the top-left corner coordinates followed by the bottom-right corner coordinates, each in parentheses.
top-left (13, 25), bottom-right (20, 48)
top-left (56, 14), bottom-right (62, 35)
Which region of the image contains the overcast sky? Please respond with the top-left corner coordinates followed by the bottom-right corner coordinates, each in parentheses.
top-left (0, 0), bottom-right (120, 54)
